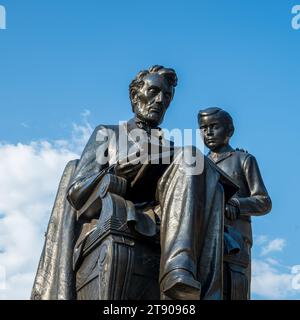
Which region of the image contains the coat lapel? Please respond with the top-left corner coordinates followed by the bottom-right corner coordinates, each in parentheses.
top-left (208, 151), bottom-right (234, 165)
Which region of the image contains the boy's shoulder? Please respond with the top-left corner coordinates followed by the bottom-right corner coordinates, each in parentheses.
top-left (232, 148), bottom-right (255, 163)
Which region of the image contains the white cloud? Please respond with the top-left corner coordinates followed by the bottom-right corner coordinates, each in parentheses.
top-left (265, 257), bottom-right (281, 266)
top-left (81, 109), bottom-right (91, 118)
top-left (71, 122), bottom-right (93, 154)
top-left (255, 235), bottom-right (268, 246)
top-left (0, 115), bottom-right (92, 299)
top-left (252, 236), bottom-right (300, 299)
top-left (251, 259), bottom-right (298, 299)
top-left (20, 122), bottom-right (30, 129)
top-left (260, 238), bottom-right (286, 256)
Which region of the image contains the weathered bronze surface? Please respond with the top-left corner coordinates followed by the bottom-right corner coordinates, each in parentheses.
top-left (32, 67), bottom-right (243, 300)
top-left (199, 107), bottom-right (272, 299)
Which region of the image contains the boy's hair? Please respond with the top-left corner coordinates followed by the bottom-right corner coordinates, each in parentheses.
top-left (198, 107), bottom-right (234, 134)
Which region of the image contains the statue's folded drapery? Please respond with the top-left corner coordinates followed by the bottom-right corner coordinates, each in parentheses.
top-left (157, 148), bottom-right (225, 299)
top-left (31, 160), bottom-right (78, 300)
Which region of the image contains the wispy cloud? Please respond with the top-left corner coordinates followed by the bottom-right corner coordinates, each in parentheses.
top-left (21, 123), bottom-right (30, 129)
top-left (71, 109), bottom-right (93, 154)
top-left (81, 109), bottom-right (91, 118)
top-left (260, 238), bottom-right (286, 256)
top-left (255, 235), bottom-right (268, 246)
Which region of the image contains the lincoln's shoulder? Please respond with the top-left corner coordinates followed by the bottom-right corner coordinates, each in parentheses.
top-left (80, 125), bottom-right (120, 151)
top-left (89, 124), bottom-right (120, 139)
top-left (94, 124), bottom-right (119, 133)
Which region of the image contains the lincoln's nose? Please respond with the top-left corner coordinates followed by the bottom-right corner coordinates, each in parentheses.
top-left (155, 91), bottom-right (163, 103)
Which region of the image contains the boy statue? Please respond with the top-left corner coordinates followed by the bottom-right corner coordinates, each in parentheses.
top-left (198, 107), bottom-right (272, 299)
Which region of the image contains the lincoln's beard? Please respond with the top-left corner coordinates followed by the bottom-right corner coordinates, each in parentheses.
top-left (132, 101), bottom-right (163, 128)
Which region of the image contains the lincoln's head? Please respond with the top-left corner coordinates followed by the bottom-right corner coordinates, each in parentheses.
top-left (198, 107), bottom-right (234, 152)
top-left (129, 65), bottom-right (177, 127)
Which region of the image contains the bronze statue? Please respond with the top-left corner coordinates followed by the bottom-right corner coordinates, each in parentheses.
top-left (198, 107), bottom-right (272, 299)
top-left (32, 66), bottom-right (236, 300)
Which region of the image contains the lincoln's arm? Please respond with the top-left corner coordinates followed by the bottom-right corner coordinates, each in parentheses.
top-left (233, 155), bottom-right (272, 216)
top-left (67, 171), bottom-right (107, 211)
top-left (66, 126), bottom-right (111, 211)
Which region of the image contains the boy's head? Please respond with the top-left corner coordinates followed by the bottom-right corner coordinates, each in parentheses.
top-left (198, 107), bottom-right (234, 152)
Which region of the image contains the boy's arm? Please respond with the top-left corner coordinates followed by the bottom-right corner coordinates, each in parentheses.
top-left (232, 155), bottom-right (272, 216)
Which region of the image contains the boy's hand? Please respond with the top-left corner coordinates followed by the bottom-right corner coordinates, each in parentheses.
top-left (225, 203), bottom-right (240, 221)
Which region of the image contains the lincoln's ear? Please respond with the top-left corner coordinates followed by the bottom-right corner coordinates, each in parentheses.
top-left (131, 91), bottom-right (138, 105)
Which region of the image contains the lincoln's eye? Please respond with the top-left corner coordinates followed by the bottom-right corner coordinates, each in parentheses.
top-left (148, 87), bottom-right (158, 94)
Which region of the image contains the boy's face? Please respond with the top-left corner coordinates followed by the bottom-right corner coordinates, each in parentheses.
top-left (199, 114), bottom-right (231, 152)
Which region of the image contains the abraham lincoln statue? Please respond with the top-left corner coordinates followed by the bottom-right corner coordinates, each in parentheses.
top-left (32, 65), bottom-right (237, 300)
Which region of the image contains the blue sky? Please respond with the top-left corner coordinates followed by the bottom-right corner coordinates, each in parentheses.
top-left (0, 0), bottom-right (300, 299)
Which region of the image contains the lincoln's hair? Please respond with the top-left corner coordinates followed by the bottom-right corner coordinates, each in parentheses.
top-left (129, 65), bottom-right (178, 111)
top-left (198, 107), bottom-right (235, 134)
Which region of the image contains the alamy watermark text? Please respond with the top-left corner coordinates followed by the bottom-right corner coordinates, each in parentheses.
top-left (0, 4), bottom-right (6, 29)
top-left (292, 5), bottom-right (300, 30)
